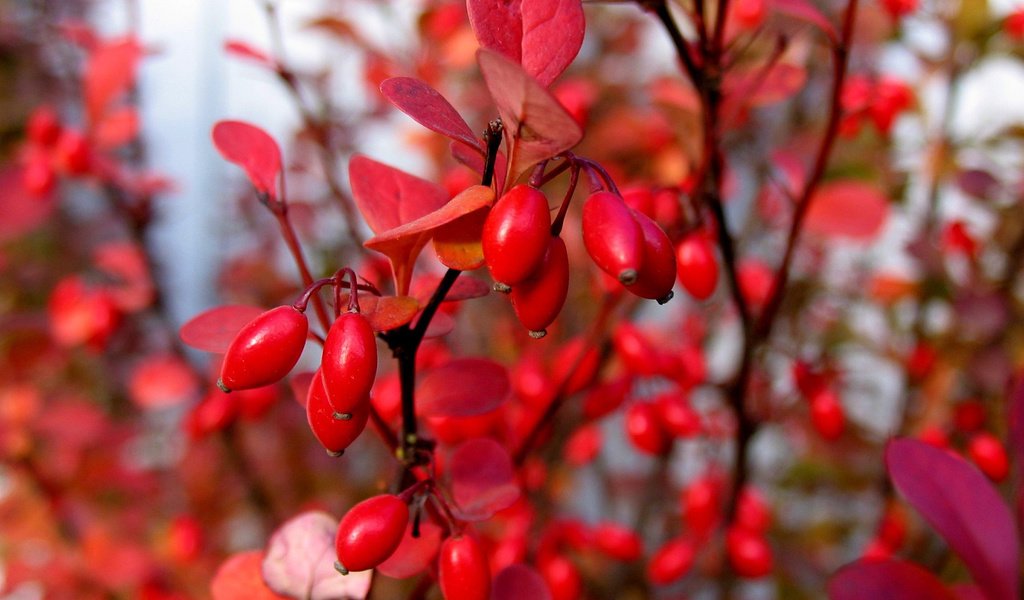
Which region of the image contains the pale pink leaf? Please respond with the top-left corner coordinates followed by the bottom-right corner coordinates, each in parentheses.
top-left (450, 437), bottom-right (520, 521)
top-left (179, 305), bottom-right (265, 353)
top-left (418, 358), bottom-right (511, 417)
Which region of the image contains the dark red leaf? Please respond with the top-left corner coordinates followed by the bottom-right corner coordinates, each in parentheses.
top-left (520, 0), bottom-right (585, 87)
top-left (84, 36), bottom-right (142, 125)
top-left (410, 274), bottom-right (491, 304)
top-left (212, 121), bottom-right (283, 199)
top-left (828, 559), bottom-right (955, 600)
top-left (349, 155), bottom-right (449, 236)
top-left (0, 166), bottom-right (55, 241)
top-left (491, 564), bottom-right (552, 600)
top-left (805, 181), bottom-right (889, 241)
top-left (449, 437), bottom-right (520, 521)
top-left (179, 305), bottom-right (265, 353)
top-left (477, 49), bottom-right (583, 184)
top-left (376, 520), bottom-right (443, 579)
top-left (262, 511), bottom-right (372, 600)
top-left (418, 358), bottom-right (511, 417)
top-left (886, 438), bottom-right (1020, 600)
top-left (380, 78), bottom-right (482, 152)
top-left (773, 0), bottom-right (837, 43)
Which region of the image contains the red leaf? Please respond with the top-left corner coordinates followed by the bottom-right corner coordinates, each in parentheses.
top-left (128, 355), bottom-right (199, 409)
top-left (224, 39), bottom-right (276, 68)
top-left (262, 511), bottom-right (372, 600)
top-left (410, 274), bottom-right (491, 304)
top-left (805, 181), bottom-right (889, 241)
top-left (212, 121), bottom-right (283, 199)
top-left (773, 0), bottom-right (837, 43)
top-left (492, 564), bottom-right (552, 600)
top-left (451, 141), bottom-right (507, 193)
top-left (211, 551), bottom-right (288, 600)
top-left (376, 520), bottom-right (443, 579)
top-left (92, 107), bottom-right (139, 149)
top-left (0, 166), bottom-right (55, 241)
top-left (433, 207), bottom-right (490, 270)
top-left (520, 0), bottom-right (585, 87)
top-left (338, 295), bottom-right (420, 332)
top-left (477, 49), bottom-right (583, 184)
top-left (449, 437), bottom-right (520, 521)
top-left (418, 358), bottom-right (511, 417)
top-left (84, 36), bottom-right (142, 125)
top-left (349, 155), bottom-right (449, 235)
top-left (468, 0), bottom-right (584, 87)
top-left (179, 305), bottom-right (266, 353)
top-left (380, 78), bottom-right (482, 152)
top-left (418, 309), bottom-right (456, 339)
top-left (828, 559), bottom-right (955, 600)
top-left (886, 438), bottom-right (1020, 600)
top-left (365, 185), bottom-right (494, 295)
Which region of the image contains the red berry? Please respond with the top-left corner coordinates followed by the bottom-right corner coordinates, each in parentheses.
top-left (26, 106), bottom-right (62, 146)
top-left (734, 486), bottom-right (771, 534)
top-left (655, 392), bottom-right (701, 438)
top-left (675, 234), bottom-right (718, 300)
top-left (880, 0), bottom-right (917, 19)
top-left (1007, 9), bottom-right (1024, 40)
top-left (627, 208), bottom-right (677, 302)
top-left (321, 311), bottom-right (378, 413)
top-left (726, 527), bottom-right (773, 578)
top-left (167, 515), bottom-right (203, 563)
top-left (54, 129), bottom-right (91, 175)
top-left (563, 424), bottom-right (602, 466)
top-left (234, 384), bottom-right (279, 421)
top-left (967, 432), bottom-right (1009, 482)
top-left (730, 0), bottom-right (766, 30)
top-left (953, 399), bottom-right (986, 433)
top-left (682, 477), bottom-right (721, 537)
top-left (306, 370), bottom-right (370, 455)
top-left (737, 259), bottom-right (774, 309)
top-left (48, 275), bottom-right (120, 350)
top-left (582, 376), bottom-right (632, 420)
top-left (646, 536), bottom-right (696, 585)
top-left (539, 554), bottom-right (581, 600)
top-left (810, 388), bottom-right (845, 440)
top-left (582, 191), bottom-right (644, 285)
top-left (612, 322), bottom-right (658, 376)
top-left (591, 522), bottom-right (643, 561)
top-left (335, 494), bottom-right (409, 574)
top-left (438, 534), bottom-right (490, 600)
top-left (185, 389), bottom-right (239, 439)
top-left (22, 154), bottom-right (55, 197)
top-left (625, 402), bottom-right (672, 455)
top-left (219, 305), bottom-right (308, 392)
top-left (551, 336), bottom-right (601, 395)
top-left (510, 236), bottom-right (569, 337)
top-left (482, 185), bottom-right (552, 287)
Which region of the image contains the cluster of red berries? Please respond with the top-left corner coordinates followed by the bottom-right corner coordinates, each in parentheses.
top-left (839, 75), bottom-right (914, 138)
top-left (21, 106), bottom-right (92, 197)
top-left (793, 360), bottom-right (846, 441)
top-left (216, 277), bottom-right (380, 456)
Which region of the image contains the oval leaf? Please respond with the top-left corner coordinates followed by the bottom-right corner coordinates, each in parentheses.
top-left (212, 551), bottom-right (288, 600)
top-left (805, 181), bottom-right (889, 241)
top-left (262, 511), bottom-right (371, 600)
top-left (349, 155), bottom-right (449, 235)
top-left (180, 305), bottom-right (265, 353)
top-left (85, 36), bottom-right (142, 125)
top-left (411, 274), bottom-right (491, 304)
top-left (521, 0), bottom-right (585, 87)
top-left (380, 78), bottom-right (482, 152)
top-left (376, 520), bottom-right (443, 579)
top-left (467, 0), bottom-right (523, 63)
top-left (449, 437), bottom-right (520, 521)
top-left (418, 358), bottom-right (511, 417)
top-left (212, 121), bottom-right (282, 199)
top-left (491, 564), bottom-right (552, 600)
top-left (828, 559), bottom-right (955, 600)
top-left (886, 438), bottom-right (1020, 600)
top-left (433, 207), bottom-right (489, 270)
top-left (477, 49), bottom-right (583, 184)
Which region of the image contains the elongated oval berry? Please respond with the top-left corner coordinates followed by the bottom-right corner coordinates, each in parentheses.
top-left (591, 522), bottom-right (643, 561)
top-left (321, 311), bottom-right (378, 413)
top-left (726, 527), bottom-right (773, 578)
top-left (438, 535), bottom-right (490, 600)
top-left (675, 234), bottom-right (719, 300)
top-left (335, 494), bottom-right (409, 574)
top-left (482, 185), bottom-right (552, 287)
top-left (510, 236), bottom-right (569, 338)
top-left (306, 369), bottom-right (369, 455)
top-left (582, 191), bottom-right (644, 285)
top-left (627, 208), bottom-right (676, 302)
top-left (539, 554), bottom-right (582, 600)
top-left (809, 388), bottom-right (844, 440)
top-left (967, 432), bottom-right (1009, 482)
top-left (646, 536), bottom-right (696, 585)
top-left (219, 305), bottom-right (308, 392)
top-left (625, 402), bottom-right (672, 455)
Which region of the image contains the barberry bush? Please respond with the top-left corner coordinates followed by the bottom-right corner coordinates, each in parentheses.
top-left (3, 0), bottom-right (1024, 598)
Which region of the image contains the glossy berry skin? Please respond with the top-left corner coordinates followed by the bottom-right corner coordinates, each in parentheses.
top-left (539, 554), bottom-right (582, 600)
top-left (810, 388), bottom-right (845, 440)
top-left (510, 236), bottom-right (569, 337)
top-left (27, 106), bottom-right (62, 147)
top-left (967, 432), bottom-right (1009, 482)
top-left (438, 535), bottom-right (490, 600)
top-left (682, 477), bottom-right (720, 537)
top-left (591, 522), bottom-right (643, 562)
top-left (625, 402), bottom-right (671, 456)
top-left (655, 393), bottom-right (701, 438)
top-left (582, 191), bottom-right (644, 285)
top-left (482, 185), bottom-right (551, 286)
top-left (218, 305), bottom-right (308, 392)
top-left (306, 370), bottom-right (369, 455)
top-left (321, 311), bottom-right (378, 413)
top-left (628, 208), bottom-right (677, 302)
top-left (726, 527), bottom-right (773, 578)
top-left (675, 234), bottom-right (718, 300)
top-left (646, 536), bottom-right (696, 585)
top-left (335, 494), bottom-right (409, 574)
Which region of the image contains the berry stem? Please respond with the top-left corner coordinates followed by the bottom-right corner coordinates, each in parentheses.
top-left (550, 164), bottom-right (580, 237)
